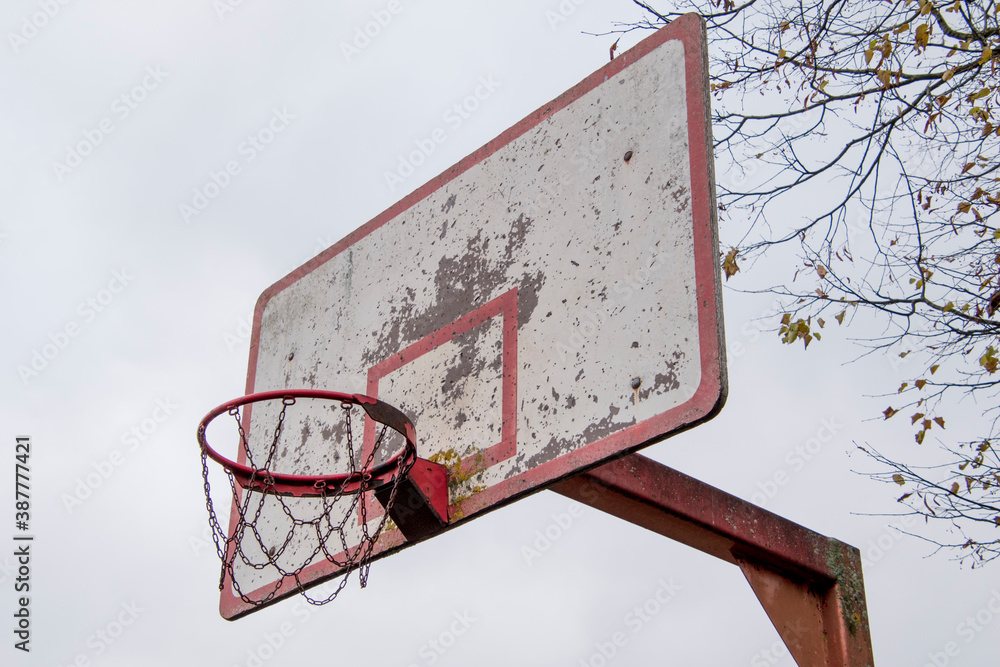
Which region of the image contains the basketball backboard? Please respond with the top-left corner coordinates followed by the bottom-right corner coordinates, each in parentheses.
top-left (220, 13), bottom-right (725, 619)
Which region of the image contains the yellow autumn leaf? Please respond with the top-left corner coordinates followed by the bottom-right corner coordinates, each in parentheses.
top-left (969, 87), bottom-right (993, 101)
top-left (722, 247), bottom-right (740, 279)
top-left (892, 473), bottom-right (906, 486)
top-left (980, 346), bottom-right (999, 373)
top-left (950, 481), bottom-right (960, 495)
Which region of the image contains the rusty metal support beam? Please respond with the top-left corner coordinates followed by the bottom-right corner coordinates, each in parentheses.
top-left (551, 453), bottom-right (875, 667)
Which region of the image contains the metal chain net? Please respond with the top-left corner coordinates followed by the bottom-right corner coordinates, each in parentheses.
top-left (200, 398), bottom-right (409, 607)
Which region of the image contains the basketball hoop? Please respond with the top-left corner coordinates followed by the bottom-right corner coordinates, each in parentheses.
top-left (197, 390), bottom-right (446, 609)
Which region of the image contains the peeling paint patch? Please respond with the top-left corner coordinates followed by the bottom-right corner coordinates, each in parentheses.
top-left (638, 352), bottom-right (685, 400)
top-left (523, 403), bottom-right (628, 472)
top-left (241, 26), bottom-right (721, 600)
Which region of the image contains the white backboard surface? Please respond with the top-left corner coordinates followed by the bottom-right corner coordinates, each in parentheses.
top-left (226, 14), bottom-right (725, 619)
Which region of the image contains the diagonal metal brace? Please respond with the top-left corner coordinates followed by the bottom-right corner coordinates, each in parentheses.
top-left (551, 453), bottom-right (874, 667)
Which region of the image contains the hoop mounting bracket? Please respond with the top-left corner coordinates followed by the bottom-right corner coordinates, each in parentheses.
top-left (375, 458), bottom-right (449, 542)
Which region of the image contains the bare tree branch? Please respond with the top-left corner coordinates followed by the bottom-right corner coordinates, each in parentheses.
top-left (625, 0), bottom-right (1000, 565)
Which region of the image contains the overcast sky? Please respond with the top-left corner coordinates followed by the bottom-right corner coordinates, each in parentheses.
top-left (2, 1), bottom-right (998, 666)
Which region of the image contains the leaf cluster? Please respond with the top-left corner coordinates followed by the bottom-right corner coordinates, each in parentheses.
top-left (622, 0), bottom-right (1000, 564)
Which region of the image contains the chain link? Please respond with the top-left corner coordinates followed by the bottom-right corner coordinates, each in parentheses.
top-left (201, 395), bottom-right (412, 608)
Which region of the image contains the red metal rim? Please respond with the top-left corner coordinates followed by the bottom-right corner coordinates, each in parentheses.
top-left (197, 390), bottom-right (417, 497)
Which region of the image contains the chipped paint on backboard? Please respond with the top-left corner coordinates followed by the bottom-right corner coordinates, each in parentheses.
top-left (229, 15), bottom-right (724, 617)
